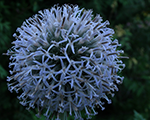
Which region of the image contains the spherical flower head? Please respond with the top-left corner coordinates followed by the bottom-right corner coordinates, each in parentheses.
top-left (5, 4), bottom-right (126, 120)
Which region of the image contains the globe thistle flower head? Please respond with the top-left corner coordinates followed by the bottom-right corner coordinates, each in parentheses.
top-left (5, 4), bottom-right (126, 120)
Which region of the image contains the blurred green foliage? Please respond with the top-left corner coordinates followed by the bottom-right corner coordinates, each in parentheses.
top-left (1, 0), bottom-right (150, 120)
top-left (134, 110), bottom-right (146, 120)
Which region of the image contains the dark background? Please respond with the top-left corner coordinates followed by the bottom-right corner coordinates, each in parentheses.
top-left (0, 0), bottom-right (150, 120)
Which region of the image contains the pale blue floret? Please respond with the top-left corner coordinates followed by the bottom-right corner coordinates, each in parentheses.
top-left (5, 4), bottom-right (126, 120)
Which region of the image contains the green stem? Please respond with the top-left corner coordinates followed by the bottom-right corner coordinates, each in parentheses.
top-left (59, 112), bottom-right (67, 120)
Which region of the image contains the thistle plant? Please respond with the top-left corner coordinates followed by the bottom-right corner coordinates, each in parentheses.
top-left (4, 4), bottom-right (126, 120)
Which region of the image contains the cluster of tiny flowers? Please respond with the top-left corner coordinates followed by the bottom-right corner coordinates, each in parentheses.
top-left (5, 4), bottom-right (126, 120)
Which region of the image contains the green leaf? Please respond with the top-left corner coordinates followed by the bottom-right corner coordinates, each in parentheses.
top-left (134, 110), bottom-right (146, 120)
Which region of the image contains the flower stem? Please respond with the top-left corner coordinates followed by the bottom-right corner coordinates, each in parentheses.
top-left (59, 112), bottom-right (67, 120)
